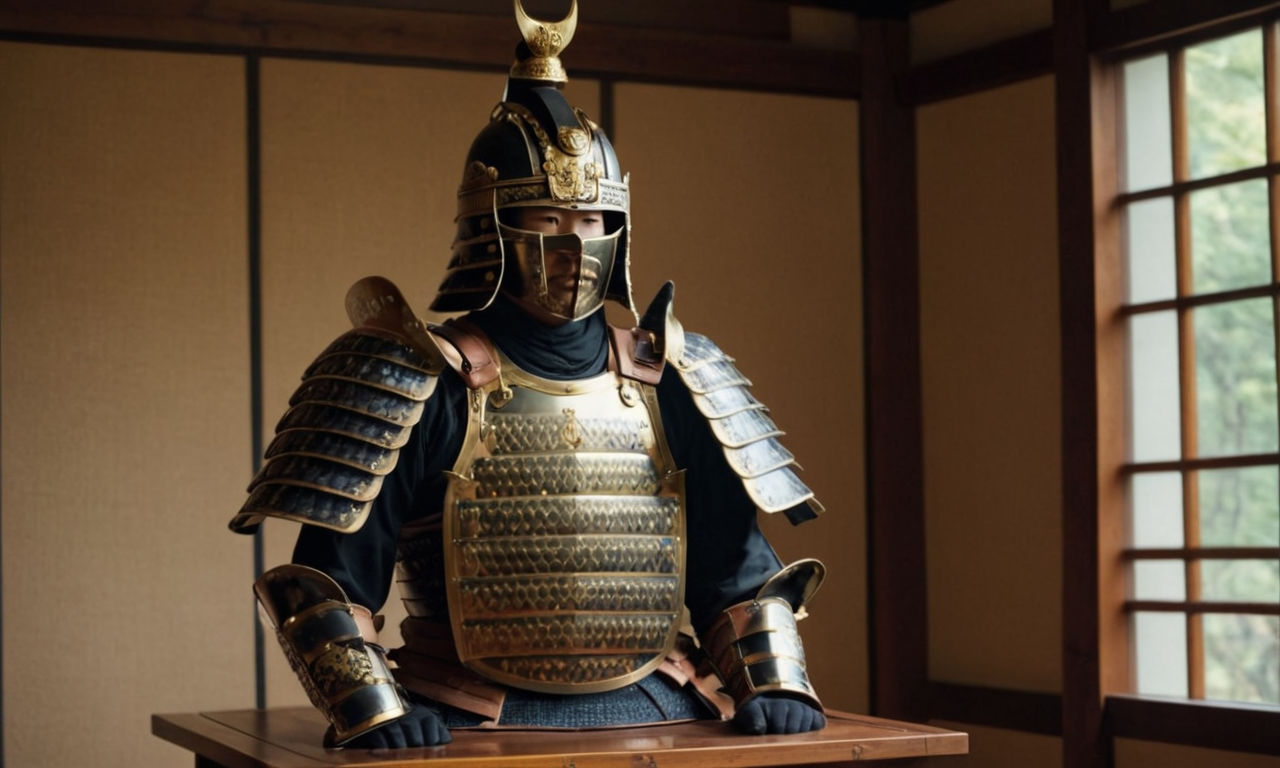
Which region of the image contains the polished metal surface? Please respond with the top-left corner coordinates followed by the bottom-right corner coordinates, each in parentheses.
top-left (704, 594), bottom-right (822, 711)
top-left (511, 0), bottom-right (579, 83)
top-left (431, 356), bottom-right (686, 694)
top-left (230, 296), bottom-right (441, 534)
top-left (672, 332), bottom-right (823, 523)
top-left (254, 565), bottom-right (409, 745)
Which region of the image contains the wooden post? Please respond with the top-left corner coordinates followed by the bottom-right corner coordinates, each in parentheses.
top-left (859, 10), bottom-right (928, 723)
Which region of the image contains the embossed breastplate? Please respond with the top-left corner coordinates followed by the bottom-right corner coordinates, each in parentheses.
top-left (439, 359), bottom-right (686, 694)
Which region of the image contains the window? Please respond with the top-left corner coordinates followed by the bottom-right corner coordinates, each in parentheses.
top-left (1117, 25), bottom-right (1280, 706)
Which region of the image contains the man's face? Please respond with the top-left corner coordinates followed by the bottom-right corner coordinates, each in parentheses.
top-left (506, 206), bottom-right (608, 325)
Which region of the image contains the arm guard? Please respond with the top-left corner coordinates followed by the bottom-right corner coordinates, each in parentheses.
top-left (702, 559), bottom-right (826, 712)
top-left (255, 564), bottom-right (409, 746)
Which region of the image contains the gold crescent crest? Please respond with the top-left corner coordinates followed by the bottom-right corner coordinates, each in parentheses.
top-left (510, 0), bottom-right (578, 83)
top-left (514, 0), bottom-right (578, 57)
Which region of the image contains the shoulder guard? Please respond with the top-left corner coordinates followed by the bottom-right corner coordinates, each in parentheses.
top-left (670, 328), bottom-right (823, 525)
top-left (229, 277), bottom-right (446, 534)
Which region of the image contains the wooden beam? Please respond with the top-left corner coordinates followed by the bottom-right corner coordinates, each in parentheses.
top-left (1094, 0), bottom-right (1280, 55)
top-left (928, 683), bottom-right (1064, 737)
top-left (0, 0), bottom-right (859, 97)
top-left (859, 15), bottom-right (928, 723)
top-left (296, 0), bottom-right (795, 41)
top-left (906, 29), bottom-right (1054, 105)
top-left (1107, 695), bottom-right (1280, 756)
top-left (1055, 0), bottom-right (1123, 765)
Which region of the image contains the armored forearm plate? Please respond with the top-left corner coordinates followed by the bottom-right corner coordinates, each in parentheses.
top-left (702, 560), bottom-right (827, 711)
top-left (671, 333), bottom-right (823, 525)
top-left (255, 565), bottom-right (408, 745)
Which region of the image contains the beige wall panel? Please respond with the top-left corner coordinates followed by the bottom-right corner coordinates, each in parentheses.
top-left (931, 722), bottom-right (1062, 768)
top-left (0, 43), bottom-right (251, 767)
top-left (917, 76), bottom-right (1063, 692)
top-left (1115, 738), bottom-right (1279, 768)
top-left (911, 0), bottom-right (1051, 64)
top-left (257, 57), bottom-right (599, 705)
top-left (615, 84), bottom-right (865, 712)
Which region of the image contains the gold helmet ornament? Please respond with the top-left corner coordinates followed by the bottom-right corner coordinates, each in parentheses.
top-left (430, 0), bottom-right (633, 322)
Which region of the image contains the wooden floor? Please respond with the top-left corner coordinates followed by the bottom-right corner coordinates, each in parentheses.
top-left (152, 707), bottom-right (967, 767)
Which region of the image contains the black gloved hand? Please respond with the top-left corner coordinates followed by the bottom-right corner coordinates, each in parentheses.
top-left (342, 704), bottom-right (452, 749)
top-left (731, 693), bottom-right (826, 735)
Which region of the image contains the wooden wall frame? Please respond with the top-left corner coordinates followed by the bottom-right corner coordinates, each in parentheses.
top-left (858, 11), bottom-right (929, 725)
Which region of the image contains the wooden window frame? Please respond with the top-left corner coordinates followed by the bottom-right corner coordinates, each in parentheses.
top-left (1071, 6), bottom-right (1280, 763)
top-left (1110, 19), bottom-right (1280, 704)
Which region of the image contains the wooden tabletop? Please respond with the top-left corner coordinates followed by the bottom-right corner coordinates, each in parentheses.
top-left (152, 707), bottom-right (967, 767)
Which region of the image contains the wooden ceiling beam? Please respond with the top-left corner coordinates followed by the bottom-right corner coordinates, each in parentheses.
top-left (0, 0), bottom-right (858, 97)
top-left (298, 0), bottom-right (795, 42)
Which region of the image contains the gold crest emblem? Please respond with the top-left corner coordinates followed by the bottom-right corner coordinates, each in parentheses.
top-left (560, 407), bottom-right (583, 449)
top-left (558, 126), bottom-right (590, 156)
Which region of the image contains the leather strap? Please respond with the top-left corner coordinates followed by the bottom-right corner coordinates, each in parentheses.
top-left (429, 319), bottom-right (501, 388)
top-left (351, 604), bottom-right (380, 645)
top-left (609, 325), bottom-right (664, 385)
top-left (656, 634), bottom-right (734, 720)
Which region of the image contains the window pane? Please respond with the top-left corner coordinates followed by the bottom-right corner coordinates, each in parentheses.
top-left (1130, 311), bottom-right (1182, 462)
top-left (1123, 53), bottom-right (1172, 191)
top-left (1199, 466), bottom-right (1280, 546)
top-left (1204, 613), bottom-right (1280, 705)
top-left (1201, 559), bottom-right (1280, 603)
top-left (1190, 179), bottom-right (1271, 294)
top-left (1134, 560), bottom-right (1186, 600)
top-left (1185, 29), bottom-right (1266, 179)
top-left (1193, 299), bottom-right (1279, 457)
top-left (1135, 611), bottom-right (1188, 697)
top-left (1132, 471), bottom-right (1184, 548)
top-left (1126, 197), bottom-right (1178, 303)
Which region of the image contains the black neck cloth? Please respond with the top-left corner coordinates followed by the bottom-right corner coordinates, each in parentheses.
top-left (467, 293), bottom-right (610, 381)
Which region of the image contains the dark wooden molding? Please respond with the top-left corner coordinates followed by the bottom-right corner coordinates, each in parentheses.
top-left (290, 0), bottom-right (795, 41)
top-left (928, 683), bottom-right (1063, 737)
top-left (902, 1), bottom-right (1280, 106)
top-left (859, 15), bottom-right (928, 723)
top-left (905, 29), bottom-right (1053, 105)
top-left (245, 53), bottom-right (267, 712)
top-left (1123, 546), bottom-right (1280, 560)
top-left (1093, 0), bottom-right (1280, 56)
top-left (1123, 448), bottom-right (1280, 471)
top-left (1055, 0), bottom-right (1123, 765)
top-left (1106, 695), bottom-right (1280, 756)
top-left (0, 0), bottom-right (859, 97)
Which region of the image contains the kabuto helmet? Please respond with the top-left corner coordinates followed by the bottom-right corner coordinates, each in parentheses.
top-left (430, 0), bottom-right (632, 322)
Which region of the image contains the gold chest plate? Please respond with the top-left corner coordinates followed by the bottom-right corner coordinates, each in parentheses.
top-left (442, 363), bottom-right (686, 694)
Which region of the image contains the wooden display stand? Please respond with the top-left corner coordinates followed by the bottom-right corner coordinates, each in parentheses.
top-left (152, 707), bottom-right (967, 767)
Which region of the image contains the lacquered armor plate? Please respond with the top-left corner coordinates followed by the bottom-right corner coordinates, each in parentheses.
top-left (439, 361), bottom-right (685, 694)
